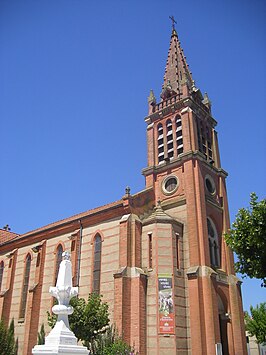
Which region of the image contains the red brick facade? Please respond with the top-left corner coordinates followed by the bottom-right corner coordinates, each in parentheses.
top-left (0, 27), bottom-right (247, 355)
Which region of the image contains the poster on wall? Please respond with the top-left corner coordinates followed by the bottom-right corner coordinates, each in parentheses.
top-left (158, 275), bottom-right (174, 334)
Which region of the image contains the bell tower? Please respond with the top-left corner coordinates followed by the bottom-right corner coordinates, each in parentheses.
top-left (142, 22), bottom-right (247, 355)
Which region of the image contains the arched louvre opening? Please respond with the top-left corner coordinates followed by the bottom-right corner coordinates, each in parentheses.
top-left (206, 126), bottom-right (213, 162)
top-left (19, 254), bottom-right (31, 319)
top-left (166, 119), bottom-right (174, 159)
top-left (157, 123), bottom-right (164, 163)
top-left (93, 234), bottom-right (102, 294)
top-left (175, 115), bottom-right (183, 155)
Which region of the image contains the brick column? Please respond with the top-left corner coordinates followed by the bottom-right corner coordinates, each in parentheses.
top-left (0, 249), bottom-right (18, 325)
top-left (130, 273), bottom-right (147, 355)
top-left (187, 274), bottom-right (206, 354)
top-left (201, 274), bottom-right (218, 355)
top-left (228, 277), bottom-right (248, 355)
top-left (146, 123), bottom-right (155, 168)
top-left (114, 214), bottom-right (147, 354)
top-left (23, 241), bottom-right (47, 355)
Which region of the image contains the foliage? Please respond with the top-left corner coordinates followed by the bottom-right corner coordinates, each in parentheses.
top-left (225, 193), bottom-right (266, 287)
top-left (37, 324), bottom-right (45, 345)
top-left (90, 325), bottom-right (138, 355)
top-left (47, 293), bottom-right (109, 346)
top-left (245, 303), bottom-right (266, 345)
top-left (0, 318), bottom-right (18, 355)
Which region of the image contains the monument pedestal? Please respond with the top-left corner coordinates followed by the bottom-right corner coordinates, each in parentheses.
top-left (32, 320), bottom-right (89, 354)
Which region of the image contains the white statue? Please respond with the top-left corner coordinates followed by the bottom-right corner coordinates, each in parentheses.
top-left (49, 251), bottom-right (78, 329)
top-left (32, 251), bottom-right (89, 354)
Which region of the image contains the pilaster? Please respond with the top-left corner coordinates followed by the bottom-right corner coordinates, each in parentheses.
top-left (23, 241), bottom-right (47, 355)
top-left (0, 249), bottom-right (18, 325)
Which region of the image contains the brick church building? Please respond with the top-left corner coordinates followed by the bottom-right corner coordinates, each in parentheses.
top-left (0, 24), bottom-right (247, 355)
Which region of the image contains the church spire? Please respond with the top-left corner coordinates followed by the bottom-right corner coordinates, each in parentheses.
top-left (161, 18), bottom-right (194, 101)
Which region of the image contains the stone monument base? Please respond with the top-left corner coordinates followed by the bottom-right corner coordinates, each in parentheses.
top-left (32, 320), bottom-right (89, 355)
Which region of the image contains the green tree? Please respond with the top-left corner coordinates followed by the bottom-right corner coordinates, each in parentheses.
top-left (37, 324), bottom-right (46, 345)
top-left (90, 325), bottom-right (138, 355)
top-left (47, 293), bottom-right (110, 347)
top-left (0, 319), bottom-right (18, 355)
top-left (225, 193), bottom-right (266, 287)
top-left (245, 303), bottom-right (266, 345)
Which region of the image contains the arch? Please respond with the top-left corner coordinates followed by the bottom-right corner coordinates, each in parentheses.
top-left (216, 288), bottom-right (229, 314)
top-left (92, 233), bottom-right (102, 294)
top-left (0, 260), bottom-right (4, 292)
top-left (55, 243), bottom-right (64, 283)
top-left (166, 119), bottom-right (174, 159)
top-left (157, 123), bottom-right (164, 163)
top-left (175, 115), bottom-right (183, 155)
top-left (207, 217), bottom-right (220, 267)
top-left (90, 230), bottom-right (104, 245)
top-left (19, 253), bottom-right (32, 319)
top-left (217, 292), bottom-right (230, 355)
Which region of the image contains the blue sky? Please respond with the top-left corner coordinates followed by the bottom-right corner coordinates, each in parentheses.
top-left (0, 0), bottom-right (265, 311)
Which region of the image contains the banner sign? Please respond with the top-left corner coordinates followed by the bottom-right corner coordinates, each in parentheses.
top-left (158, 275), bottom-right (174, 334)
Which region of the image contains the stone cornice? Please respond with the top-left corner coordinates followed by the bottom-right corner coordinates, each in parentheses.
top-left (142, 151), bottom-right (228, 177)
top-left (144, 95), bottom-right (217, 127)
top-left (0, 201), bottom-right (125, 253)
top-left (205, 196), bottom-right (223, 211)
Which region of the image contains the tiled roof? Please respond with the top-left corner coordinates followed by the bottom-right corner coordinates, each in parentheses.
top-left (0, 229), bottom-right (20, 245)
top-left (6, 199), bottom-right (123, 244)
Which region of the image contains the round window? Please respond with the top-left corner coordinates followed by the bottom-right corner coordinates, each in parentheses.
top-left (162, 176), bottom-right (179, 195)
top-left (205, 175), bottom-right (216, 194)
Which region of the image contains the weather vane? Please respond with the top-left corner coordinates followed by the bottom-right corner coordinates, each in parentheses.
top-left (169, 15), bottom-right (177, 30)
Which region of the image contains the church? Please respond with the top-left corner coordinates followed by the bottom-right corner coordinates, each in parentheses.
top-left (0, 22), bottom-right (247, 355)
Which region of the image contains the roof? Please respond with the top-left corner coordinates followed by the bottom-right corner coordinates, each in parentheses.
top-left (0, 229), bottom-right (20, 245)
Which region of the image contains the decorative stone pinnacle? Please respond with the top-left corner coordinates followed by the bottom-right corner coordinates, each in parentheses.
top-left (125, 186), bottom-right (131, 195)
top-left (148, 89), bottom-right (156, 105)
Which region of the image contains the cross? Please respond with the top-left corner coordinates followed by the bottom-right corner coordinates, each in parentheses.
top-left (169, 15), bottom-right (177, 30)
top-left (3, 224), bottom-right (11, 231)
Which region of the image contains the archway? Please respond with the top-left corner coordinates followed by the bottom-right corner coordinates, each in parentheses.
top-left (218, 294), bottom-right (229, 355)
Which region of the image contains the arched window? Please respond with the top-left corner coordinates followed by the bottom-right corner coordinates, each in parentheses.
top-left (175, 115), bottom-right (183, 156)
top-left (93, 234), bottom-right (102, 294)
top-left (207, 218), bottom-right (220, 267)
top-left (157, 123), bottom-right (164, 163)
top-left (55, 244), bottom-right (63, 285)
top-left (0, 261), bottom-right (4, 292)
top-left (166, 119), bottom-right (174, 159)
top-left (19, 254), bottom-right (31, 319)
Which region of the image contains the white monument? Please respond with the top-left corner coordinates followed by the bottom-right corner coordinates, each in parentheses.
top-left (32, 251), bottom-right (89, 355)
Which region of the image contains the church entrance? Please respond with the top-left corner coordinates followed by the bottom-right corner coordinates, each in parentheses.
top-left (218, 294), bottom-right (229, 355)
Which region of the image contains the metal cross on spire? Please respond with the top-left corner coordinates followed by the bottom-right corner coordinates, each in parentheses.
top-left (169, 15), bottom-right (177, 30)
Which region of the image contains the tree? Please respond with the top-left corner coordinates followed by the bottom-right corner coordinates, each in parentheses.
top-left (245, 303), bottom-right (266, 345)
top-left (37, 324), bottom-right (45, 345)
top-left (0, 319), bottom-right (18, 355)
top-left (225, 193), bottom-right (266, 287)
top-left (90, 325), bottom-right (138, 355)
top-left (47, 293), bottom-right (110, 347)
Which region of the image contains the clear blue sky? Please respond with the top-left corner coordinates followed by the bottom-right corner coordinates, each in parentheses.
top-left (0, 0), bottom-right (265, 311)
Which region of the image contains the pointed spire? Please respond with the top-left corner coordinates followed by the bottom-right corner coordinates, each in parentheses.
top-left (161, 19), bottom-right (194, 100)
top-left (148, 89), bottom-right (156, 114)
top-left (202, 92), bottom-right (212, 111)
